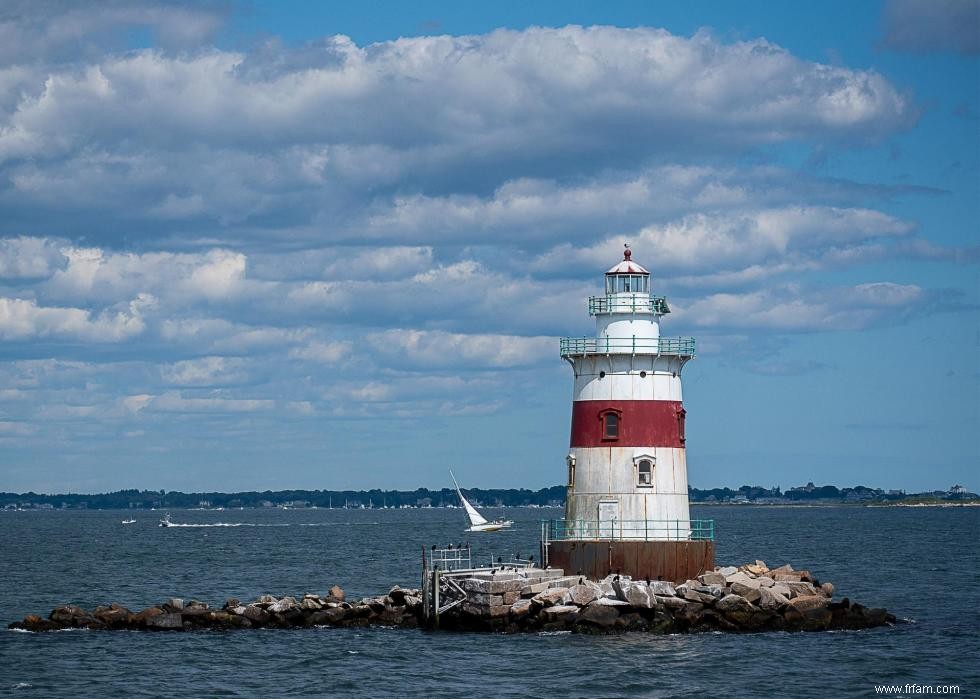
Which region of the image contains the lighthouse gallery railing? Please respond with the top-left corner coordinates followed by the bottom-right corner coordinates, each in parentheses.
top-left (541, 519), bottom-right (715, 543)
top-left (560, 336), bottom-right (696, 357)
top-left (589, 294), bottom-right (671, 315)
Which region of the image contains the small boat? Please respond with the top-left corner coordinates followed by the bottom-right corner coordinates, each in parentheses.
top-left (158, 513), bottom-right (173, 527)
top-left (121, 518), bottom-right (136, 525)
top-left (450, 470), bottom-right (513, 532)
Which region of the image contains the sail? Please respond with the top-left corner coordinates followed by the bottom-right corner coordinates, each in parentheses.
top-left (451, 470), bottom-right (489, 527)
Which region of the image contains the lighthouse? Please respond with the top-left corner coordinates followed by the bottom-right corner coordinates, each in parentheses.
top-left (543, 245), bottom-right (714, 581)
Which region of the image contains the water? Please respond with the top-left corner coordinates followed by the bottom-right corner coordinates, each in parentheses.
top-left (2, 506), bottom-right (978, 697)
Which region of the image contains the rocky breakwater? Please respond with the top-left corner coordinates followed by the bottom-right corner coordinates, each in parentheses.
top-left (435, 561), bottom-right (897, 634)
top-left (8, 585), bottom-right (424, 632)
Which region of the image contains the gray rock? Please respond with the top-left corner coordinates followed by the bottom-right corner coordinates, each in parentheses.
top-left (402, 595), bottom-right (422, 608)
top-left (756, 586), bottom-right (790, 610)
top-left (625, 585), bottom-right (654, 609)
top-left (683, 588), bottom-right (716, 605)
top-left (541, 604), bottom-right (578, 621)
top-left (327, 585), bottom-right (345, 602)
top-left (575, 602), bottom-right (620, 629)
top-left (717, 566), bottom-right (738, 576)
top-left (268, 597), bottom-right (297, 614)
top-left (725, 572), bottom-right (760, 589)
top-left (230, 605), bottom-right (247, 616)
top-left (783, 582), bottom-right (818, 599)
top-left (730, 582), bottom-right (762, 603)
top-left (166, 598), bottom-right (184, 611)
top-left (648, 581), bottom-right (676, 597)
top-left (567, 584), bottom-right (598, 606)
top-left (771, 583), bottom-right (792, 597)
top-left (256, 595), bottom-right (278, 606)
top-left (510, 599), bottom-right (534, 617)
top-left (820, 582), bottom-right (834, 598)
top-left (757, 576), bottom-right (775, 588)
top-left (243, 605), bottom-right (271, 624)
top-left (300, 598), bottom-right (322, 610)
top-left (592, 597), bottom-right (631, 606)
top-left (145, 612), bottom-right (182, 629)
top-left (532, 588), bottom-right (567, 606)
top-left (715, 594), bottom-right (755, 614)
top-left (699, 572), bottom-right (726, 586)
top-left (655, 595), bottom-right (688, 610)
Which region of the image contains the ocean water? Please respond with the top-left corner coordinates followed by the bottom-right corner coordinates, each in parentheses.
top-left (1, 505), bottom-right (978, 698)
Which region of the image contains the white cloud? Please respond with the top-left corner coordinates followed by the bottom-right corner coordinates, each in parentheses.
top-left (287, 340), bottom-right (352, 364)
top-left (160, 356), bottom-right (249, 386)
top-left (368, 329), bottom-right (554, 368)
top-left (0, 236), bottom-right (65, 279)
top-left (147, 391), bottom-right (274, 413)
top-left (0, 295), bottom-right (146, 341)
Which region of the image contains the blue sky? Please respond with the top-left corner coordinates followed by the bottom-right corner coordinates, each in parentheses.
top-left (0, 0), bottom-right (976, 493)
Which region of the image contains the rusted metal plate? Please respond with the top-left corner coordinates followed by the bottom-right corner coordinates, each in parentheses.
top-left (549, 541), bottom-right (715, 582)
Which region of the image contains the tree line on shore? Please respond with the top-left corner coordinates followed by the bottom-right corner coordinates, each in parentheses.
top-left (1, 482), bottom-right (974, 509)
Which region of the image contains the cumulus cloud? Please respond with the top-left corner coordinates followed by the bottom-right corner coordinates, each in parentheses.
top-left (0, 26), bottom-right (916, 242)
top-left (368, 329), bottom-right (554, 369)
top-left (0, 236), bottom-right (66, 279)
top-left (0, 295), bottom-right (147, 341)
top-left (160, 356), bottom-right (249, 386)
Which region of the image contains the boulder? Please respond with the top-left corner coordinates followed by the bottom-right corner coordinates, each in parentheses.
top-left (592, 597), bottom-right (631, 607)
top-left (647, 581), bottom-right (675, 597)
top-left (788, 595), bottom-right (828, 613)
top-left (575, 602), bottom-right (620, 629)
top-left (729, 582), bottom-right (762, 603)
top-left (301, 598), bottom-right (322, 610)
top-left (744, 560), bottom-right (769, 575)
top-left (625, 585), bottom-right (654, 609)
top-left (256, 595), bottom-right (278, 606)
top-left (757, 576), bottom-right (775, 588)
top-left (541, 604), bottom-right (578, 621)
top-left (532, 588), bottom-right (568, 607)
top-left (820, 582), bottom-right (834, 598)
top-left (615, 612), bottom-right (648, 631)
top-left (715, 594), bottom-right (756, 625)
top-left (224, 598), bottom-right (240, 609)
top-left (725, 572), bottom-right (760, 589)
top-left (310, 607), bottom-right (348, 625)
top-left (698, 572), bottom-right (726, 586)
top-left (769, 564), bottom-right (794, 575)
top-left (509, 599), bottom-right (534, 617)
top-left (268, 597), bottom-right (297, 614)
top-left (655, 595), bottom-right (688, 610)
top-left (402, 595), bottom-right (422, 609)
top-left (521, 581), bottom-right (552, 597)
top-left (757, 587), bottom-right (790, 611)
top-left (145, 612), bottom-right (182, 629)
top-left (243, 605), bottom-right (271, 624)
top-left (327, 585), bottom-right (345, 602)
top-left (773, 572), bottom-right (804, 582)
top-left (783, 582), bottom-right (818, 599)
top-left (567, 584), bottom-right (598, 606)
top-left (388, 586), bottom-right (407, 604)
top-left (164, 598), bottom-right (184, 611)
top-left (771, 583), bottom-right (792, 597)
top-left (93, 605), bottom-right (131, 628)
top-left (716, 566), bottom-right (738, 576)
top-left (49, 605), bottom-right (90, 625)
top-left (682, 588), bottom-right (716, 605)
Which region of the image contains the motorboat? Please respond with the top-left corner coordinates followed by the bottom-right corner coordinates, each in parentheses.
top-left (121, 518), bottom-right (136, 524)
top-left (158, 513), bottom-right (173, 527)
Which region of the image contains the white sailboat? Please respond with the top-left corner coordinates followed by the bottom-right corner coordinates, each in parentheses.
top-left (450, 470), bottom-right (513, 532)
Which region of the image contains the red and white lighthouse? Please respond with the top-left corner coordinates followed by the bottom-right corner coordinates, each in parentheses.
top-left (544, 246), bottom-right (714, 581)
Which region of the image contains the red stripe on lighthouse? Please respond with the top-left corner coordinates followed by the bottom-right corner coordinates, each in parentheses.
top-left (570, 400), bottom-right (686, 448)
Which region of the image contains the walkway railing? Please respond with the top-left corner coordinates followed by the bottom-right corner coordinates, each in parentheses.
top-left (541, 518), bottom-right (715, 544)
top-left (589, 294), bottom-right (670, 315)
top-left (559, 336), bottom-right (696, 358)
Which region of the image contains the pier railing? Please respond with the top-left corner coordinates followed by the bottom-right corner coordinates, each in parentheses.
top-left (540, 518), bottom-right (715, 544)
top-left (559, 336), bottom-right (696, 358)
top-left (588, 295), bottom-right (670, 315)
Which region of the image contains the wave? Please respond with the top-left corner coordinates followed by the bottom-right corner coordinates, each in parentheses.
top-left (162, 522), bottom-right (290, 528)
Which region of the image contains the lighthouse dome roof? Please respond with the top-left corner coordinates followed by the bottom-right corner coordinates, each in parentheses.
top-left (605, 246), bottom-right (649, 275)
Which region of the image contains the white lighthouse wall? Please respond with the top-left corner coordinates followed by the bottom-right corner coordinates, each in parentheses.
top-left (566, 446), bottom-right (691, 540)
top-left (571, 356), bottom-right (687, 402)
top-left (596, 314), bottom-right (660, 341)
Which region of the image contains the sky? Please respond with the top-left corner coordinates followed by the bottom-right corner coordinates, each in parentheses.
top-left (0, 0), bottom-right (976, 494)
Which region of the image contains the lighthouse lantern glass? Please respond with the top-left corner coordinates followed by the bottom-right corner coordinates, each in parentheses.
top-left (606, 274), bottom-right (649, 294)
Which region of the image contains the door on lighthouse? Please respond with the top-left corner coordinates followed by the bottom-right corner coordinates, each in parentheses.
top-left (598, 500), bottom-right (619, 539)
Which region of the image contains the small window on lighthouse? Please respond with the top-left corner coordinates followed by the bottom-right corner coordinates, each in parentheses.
top-left (638, 460), bottom-right (653, 487)
top-left (603, 412), bottom-right (619, 440)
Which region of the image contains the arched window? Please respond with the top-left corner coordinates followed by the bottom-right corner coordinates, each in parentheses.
top-left (602, 411), bottom-right (619, 440)
top-left (637, 460), bottom-right (652, 486)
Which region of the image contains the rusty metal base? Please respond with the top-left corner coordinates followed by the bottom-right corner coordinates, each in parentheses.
top-left (545, 540), bottom-right (715, 583)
